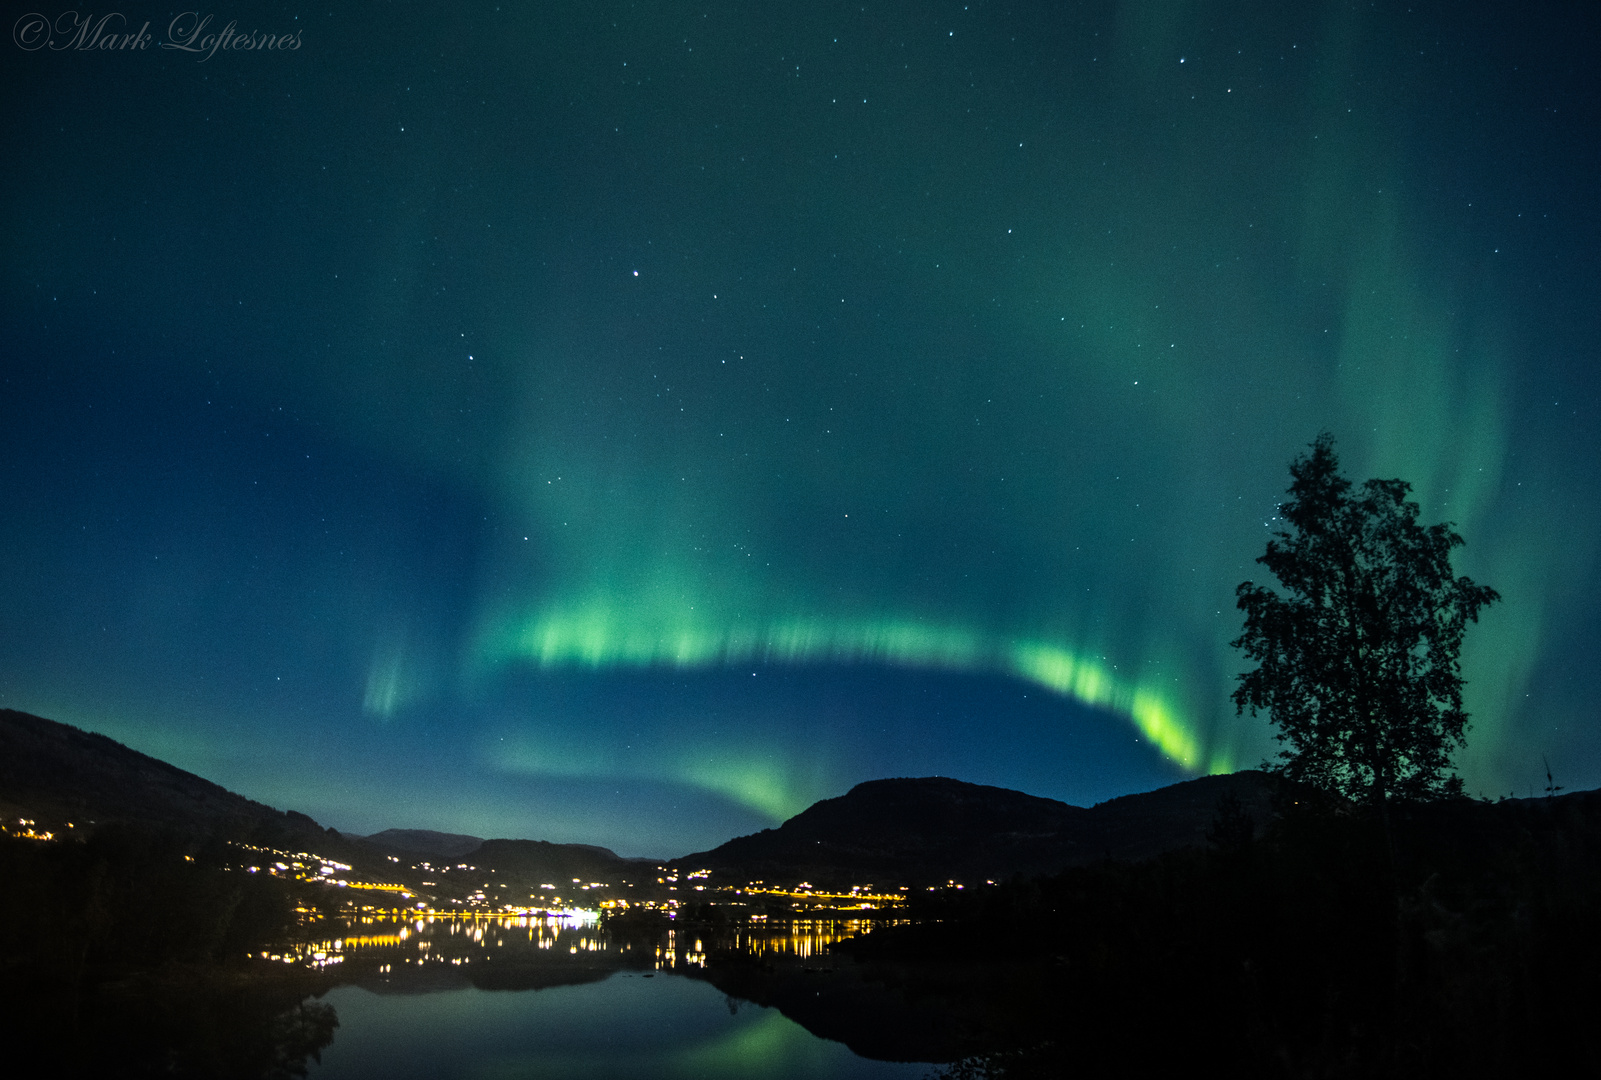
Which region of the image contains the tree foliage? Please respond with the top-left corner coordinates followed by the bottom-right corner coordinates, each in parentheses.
top-left (1233, 434), bottom-right (1499, 806)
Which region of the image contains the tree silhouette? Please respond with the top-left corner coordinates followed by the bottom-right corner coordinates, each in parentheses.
top-left (1233, 434), bottom-right (1498, 808)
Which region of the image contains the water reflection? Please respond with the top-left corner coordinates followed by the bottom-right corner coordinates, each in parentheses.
top-left (297, 915), bottom-right (925, 1079)
top-left (311, 976), bottom-right (923, 1080)
top-left (272, 912), bottom-right (901, 982)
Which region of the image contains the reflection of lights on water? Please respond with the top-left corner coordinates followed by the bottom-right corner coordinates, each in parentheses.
top-left (258, 912), bottom-right (899, 972)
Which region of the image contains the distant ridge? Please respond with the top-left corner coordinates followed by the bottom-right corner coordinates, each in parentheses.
top-left (348, 831), bottom-right (653, 882)
top-left (672, 772), bottom-right (1279, 887)
top-left (471, 838), bottom-right (655, 884)
top-left (357, 829), bottom-right (487, 860)
top-left (0, 708), bottom-right (338, 850)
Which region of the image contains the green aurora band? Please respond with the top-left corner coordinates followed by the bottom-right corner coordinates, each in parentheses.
top-left (483, 604), bottom-right (1208, 788)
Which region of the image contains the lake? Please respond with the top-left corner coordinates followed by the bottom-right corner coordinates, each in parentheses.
top-left (292, 914), bottom-right (935, 1079)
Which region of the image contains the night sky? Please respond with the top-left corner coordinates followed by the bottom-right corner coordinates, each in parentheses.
top-left (3, 2), bottom-right (1598, 856)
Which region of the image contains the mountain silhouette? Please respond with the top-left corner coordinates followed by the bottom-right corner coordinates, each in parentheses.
top-left (0, 710), bottom-right (659, 884)
top-left (470, 838), bottom-right (655, 884)
top-left (355, 829), bottom-right (487, 860)
top-left (0, 707), bottom-right (338, 850)
top-left (671, 772), bottom-right (1279, 887)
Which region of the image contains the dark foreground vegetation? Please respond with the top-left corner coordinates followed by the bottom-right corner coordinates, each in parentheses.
top-left (0, 825), bottom-right (337, 1078)
top-left (834, 785), bottom-right (1601, 1078)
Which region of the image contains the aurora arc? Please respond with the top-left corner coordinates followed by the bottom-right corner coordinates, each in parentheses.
top-left (486, 607), bottom-right (1207, 775)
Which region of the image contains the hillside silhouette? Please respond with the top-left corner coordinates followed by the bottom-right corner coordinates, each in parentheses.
top-left (0, 709), bottom-right (662, 897)
top-left (672, 771), bottom-right (1278, 886)
top-left (471, 838), bottom-right (654, 884)
top-left (355, 828), bottom-right (487, 860)
top-left (0, 708), bottom-right (340, 852)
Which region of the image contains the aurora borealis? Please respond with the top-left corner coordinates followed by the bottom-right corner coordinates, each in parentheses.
top-left (3, 2), bottom-right (1597, 854)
